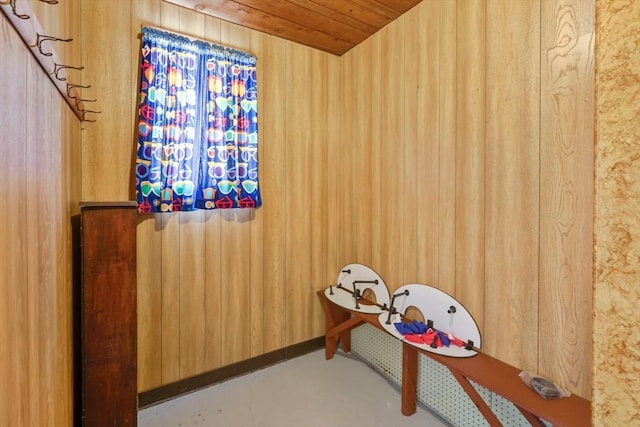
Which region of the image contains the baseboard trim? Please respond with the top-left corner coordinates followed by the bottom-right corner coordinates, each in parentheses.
top-left (138, 336), bottom-right (325, 409)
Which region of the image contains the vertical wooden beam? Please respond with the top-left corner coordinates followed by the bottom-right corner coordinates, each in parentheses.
top-left (80, 203), bottom-right (137, 427)
top-left (539, 0), bottom-right (594, 399)
top-left (484, 0), bottom-right (540, 368)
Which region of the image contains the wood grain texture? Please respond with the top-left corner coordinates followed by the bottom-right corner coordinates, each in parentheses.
top-left (309, 49), bottom-right (332, 337)
top-left (455, 0), bottom-right (485, 331)
top-left (80, 204), bottom-right (137, 427)
top-left (485, 0), bottom-right (540, 370)
top-left (285, 42), bottom-right (313, 346)
top-left (437, 0), bottom-right (456, 297)
top-left (25, 55), bottom-right (52, 427)
top-left (1, 2), bottom-right (81, 425)
top-left (539, 0), bottom-right (594, 399)
top-left (249, 29), bottom-right (265, 358)
top-left (162, 0), bottom-right (423, 55)
top-left (323, 52), bottom-right (342, 303)
top-left (1, 16), bottom-right (29, 427)
top-left (366, 34), bottom-right (383, 284)
top-left (414, 1), bottom-right (439, 286)
top-left (339, 51), bottom-right (357, 266)
top-left (204, 210), bottom-right (223, 369)
top-left (260, 33), bottom-right (287, 353)
top-left (353, 42), bottom-right (373, 267)
top-left (402, 9), bottom-right (419, 282)
top-left (378, 20), bottom-right (404, 292)
top-left (81, 0), bottom-right (132, 200)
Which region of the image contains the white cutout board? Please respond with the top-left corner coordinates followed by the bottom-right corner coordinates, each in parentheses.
top-left (324, 263), bottom-right (390, 314)
top-left (378, 283), bottom-right (481, 358)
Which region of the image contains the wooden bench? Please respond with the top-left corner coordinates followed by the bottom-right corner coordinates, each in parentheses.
top-left (317, 290), bottom-right (591, 427)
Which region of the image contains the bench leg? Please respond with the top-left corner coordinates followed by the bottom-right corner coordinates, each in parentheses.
top-left (318, 291), bottom-right (353, 359)
top-left (402, 342), bottom-right (418, 416)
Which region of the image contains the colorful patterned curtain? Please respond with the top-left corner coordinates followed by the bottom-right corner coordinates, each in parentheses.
top-left (135, 27), bottom-right (260, 213)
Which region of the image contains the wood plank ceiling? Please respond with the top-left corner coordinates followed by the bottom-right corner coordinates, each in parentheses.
top-left (162, 0), bottom-right (424, 56)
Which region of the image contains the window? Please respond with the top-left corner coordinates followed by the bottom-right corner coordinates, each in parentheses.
top-left (135, 27), bottom-right (260, 213)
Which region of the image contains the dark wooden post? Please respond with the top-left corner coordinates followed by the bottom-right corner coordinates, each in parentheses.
top-left (80, 202), bottom-right (137, 427)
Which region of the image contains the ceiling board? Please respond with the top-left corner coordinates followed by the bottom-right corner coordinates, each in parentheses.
top-left (162, 0), bottom-right (423, 55)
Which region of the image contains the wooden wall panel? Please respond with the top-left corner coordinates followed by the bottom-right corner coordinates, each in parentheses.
top-left (309, 50), bottom-right (333, 337)
top-left (249, 29), bottom-right (265, 358)
top-left (484, 0), bottom-right (540, 370)
top-left (2, 18), bottom-right (29, 427)
top-left (58, 91), bottom-right (81, 427)
top-left (160, 213), bottom-right (181, 383)
top-left (455, 0), bottom-right (485, 330)
top-left (402, 9), bottom-right (419, 282)
top-left (323, 52), bottom-right (342, 305)
top-left (352, 43), bottom-right (372, 267)
top-left (260, 34), bottom-right (287, 353)
top-left (81, 0), bottom-right (132, 200)
top-left (1, 1), bottom-right (82, 425)
top-left (25, 55), bottom-right (57, 427)
top-left (539, 0), bottom-right (594, 398)
top-left (341, 0), bottom-right (592, 397)
top-left (378, 21), bottom-right (404, 291)
top-left (284, 42), bottom-right (313, 346)
top-left (367, 34), bottom-right (384, 283)
top-left (414, 2), bottom-right (440, 286)
top-left (339, 50), bottom-right (357, 266)
top-left (437, 1), bottom-right (457, 297)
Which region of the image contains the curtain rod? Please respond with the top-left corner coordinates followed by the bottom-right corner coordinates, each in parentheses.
top-left (139, 24), bottom-right (257, 62)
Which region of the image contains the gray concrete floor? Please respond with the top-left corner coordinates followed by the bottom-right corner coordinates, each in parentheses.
top-left (138, 349), bottom-right (450, 427)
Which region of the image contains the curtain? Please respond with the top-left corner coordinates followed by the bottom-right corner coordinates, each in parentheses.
top-left (135, 27), bottom-right (260, 213)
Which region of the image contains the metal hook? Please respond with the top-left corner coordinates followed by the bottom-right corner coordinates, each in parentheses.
top-left (66, 82), bottom-right (91, 99)
top-left (51, 63), bottom-right (84, 82)
top-left (8, 0), bottom-right (30, 19)
top-left (34, 33), bottom-right (73, 57)
top-left (81, 109), bottom-right (101, 123)
top-left (74, 98), bottom-right (98, 110)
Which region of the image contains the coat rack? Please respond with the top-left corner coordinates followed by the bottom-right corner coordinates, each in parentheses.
top-left (0, 0), bottom-right (100, 122)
